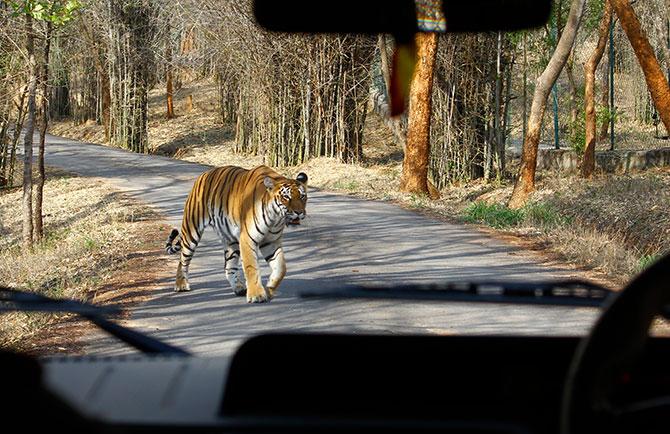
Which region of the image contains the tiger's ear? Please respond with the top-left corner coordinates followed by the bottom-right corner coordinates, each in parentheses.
top-left (296, 172), bottom-right (308, 185)
top-left (264, 176), bottom-right (275, 191)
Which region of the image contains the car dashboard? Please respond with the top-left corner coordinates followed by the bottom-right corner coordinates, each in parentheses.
top-left (34, 333), bottom-right (670, 434)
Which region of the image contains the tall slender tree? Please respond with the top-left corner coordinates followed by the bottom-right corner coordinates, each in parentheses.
top-left (32, 0), bottom-right (80, 242)
top-left (508, 0), bottom-right (586, 209)
top-left (34, 20), bottom-right (52, 242)
top-left (22, 12), bottom-right (37, 248)
top-left (582, 0), bottom-right (612, 178)
top-left (165, 15), bottom-right (175, 119)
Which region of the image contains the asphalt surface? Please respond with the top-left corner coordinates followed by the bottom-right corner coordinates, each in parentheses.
top-left (36, 133), bottom-right (601, 356)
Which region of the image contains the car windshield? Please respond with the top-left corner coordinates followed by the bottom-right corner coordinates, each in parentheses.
top-left (0, 0), bottom-right (669, 358)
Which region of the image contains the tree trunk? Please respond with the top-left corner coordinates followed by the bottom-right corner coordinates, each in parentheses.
top-left (34, 22), bottom-right (52, 242)
top-left (100, 68), bottom-right (111, 140)
top-left (399, 32), bottom-right (438, 197)
top-left (493, 31), bottom-right (504, 176)
top-left (508, 0), bottom-right (586, 209)
top-left (666, 0), bottom-right (670, 79)
top-left (0, 89), bottom-right (14, 186)
top-left (79, 19), bottom-right (111, 140)
top-left (502, 46), bottom-right (514, 172)
top-left (166, 23), bottom-right (175, 119)
top-left (582, 1), bottom-right (612, 178)
top-left (107, 0), bottom-right (156, 154)
top-left (611, 0), bottom-right (670, 136)
top-left (166, 57), bottom-right (175, 119)
top-left (23, 13), bottom-right (38, 248)
top-left (7, 86), bottom-right (28, 187)
top-left (522, 32), bottom-right (528, 146)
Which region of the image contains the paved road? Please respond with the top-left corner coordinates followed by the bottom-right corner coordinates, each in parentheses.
top-left (37, 133), bottom-right (600, 356)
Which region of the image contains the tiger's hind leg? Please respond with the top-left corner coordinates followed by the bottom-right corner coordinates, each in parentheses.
top-left (175, 224), bottom-right (205, 292)
top-left (175, 260), bottom-right (190, 292)
top-left (224, 242), bottom-right (246, 296)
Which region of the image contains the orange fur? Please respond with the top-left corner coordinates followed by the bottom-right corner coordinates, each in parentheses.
top-left (167, 165), bottom-right (308, 303)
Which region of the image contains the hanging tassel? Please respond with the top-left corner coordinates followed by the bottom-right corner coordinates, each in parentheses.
top-left (389, 37), bottom-right (417, 117)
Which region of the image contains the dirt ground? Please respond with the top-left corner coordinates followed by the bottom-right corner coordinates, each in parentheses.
top-left (0, 166), bottom-right (173, 355)
top-left (22, 223), bottom-right (173, 356)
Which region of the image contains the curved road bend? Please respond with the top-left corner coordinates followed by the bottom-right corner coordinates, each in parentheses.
top-left (36, 133), bottom-right (600, 356)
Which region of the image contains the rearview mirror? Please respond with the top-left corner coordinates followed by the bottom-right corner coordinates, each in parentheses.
top-left (253, 0), bottom-right (552, 34)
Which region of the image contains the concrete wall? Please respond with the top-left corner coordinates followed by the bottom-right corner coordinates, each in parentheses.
top-left (534, 147), bottom-right (670, 174)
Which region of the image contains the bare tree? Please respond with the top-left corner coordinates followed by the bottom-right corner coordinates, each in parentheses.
top-left (22, 12), bottom-right (37, 248)
top-left (107, 0), bottom-right (158, 153)
top-left (582, 0), bottom-right (612, 178)
top-left (508, 0), bottom-right (586, 209)
top-left (34, 21), bottom-right (53, 242)
top-left (166, 28), bottom-right (175, 119)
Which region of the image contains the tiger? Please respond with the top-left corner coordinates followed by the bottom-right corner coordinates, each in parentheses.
top-left (165, 165), bottom-right (308, 303)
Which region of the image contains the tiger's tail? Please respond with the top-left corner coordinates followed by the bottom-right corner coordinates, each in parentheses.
top-left (165, 228), bottom-right (182, 254)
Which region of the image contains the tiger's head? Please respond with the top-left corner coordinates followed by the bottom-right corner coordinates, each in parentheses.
top-left (264, 172), bottom-right (308, 226)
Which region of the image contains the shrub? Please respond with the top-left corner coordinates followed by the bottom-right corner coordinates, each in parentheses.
top-left (463, 202), bottom-right (525, 229)
top-left (464, 201), bottom-right (569, 230)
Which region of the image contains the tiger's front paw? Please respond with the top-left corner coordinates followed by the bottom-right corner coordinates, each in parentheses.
top-left (174, 281), bottom-right (191, 292)
top-left (246, 289), bottom-right (269, 303)
top-left (175, 278), bottom-right (191, 292)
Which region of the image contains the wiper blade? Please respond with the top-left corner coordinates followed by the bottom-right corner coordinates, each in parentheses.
top-left (300, 279), bottom-right (614, 308)
top-left (0, 289), bottom-right (122, 316)
top-left (0, 287), bottom-right (190, 356)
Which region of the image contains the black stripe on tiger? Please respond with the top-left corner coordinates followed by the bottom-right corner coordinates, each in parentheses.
top-left (264, 247), bottom-right (280, 263)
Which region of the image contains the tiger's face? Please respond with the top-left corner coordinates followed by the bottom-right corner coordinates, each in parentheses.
top-left (265, 172), bottom-right (308, 226)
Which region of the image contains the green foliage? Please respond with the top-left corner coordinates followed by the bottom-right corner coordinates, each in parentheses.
top-left (333, 180), bottom-right (360, 191)
top-left (464, 201), bottom-right (570, 230)
top-left (582, 0), bottom-right (606, 32)
top-left (596, 105), bottom-right (623, 126)
top-left (463, 202), bottom-right (525, 229)
top-left (569, 118), bottom-right (586, 155)
top-left (523, 202), bottom-right (571, 228)
top-left (82, 236), bottom-right (97, 250)
top-left (636, 254), bottom-right (660, 272)
top-left (8, 0), bottom-right (81, 26)
top-left (507, 30), bottom-right (525, 47)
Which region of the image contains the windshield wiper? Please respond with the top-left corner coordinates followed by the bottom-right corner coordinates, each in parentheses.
top-left (300, 279), bottom-right (615, 308)
top-left (0, 287), bottom-right (190, 356)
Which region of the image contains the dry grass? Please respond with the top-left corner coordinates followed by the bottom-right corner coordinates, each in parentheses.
top-left (178, 141), bottom-right (264, 168)
top-left (462, 170), bottom-right (670, 285)
top-left (546, 225), bottom-right (640, 281)
top-left (0, 166), bottom-right (164, 352)
top-left (542, 170), bottom-right (670, 255)
top-left (49, 119), bottom-right (107, 145)
top-left (50, 80), bottom-right (230, 157)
